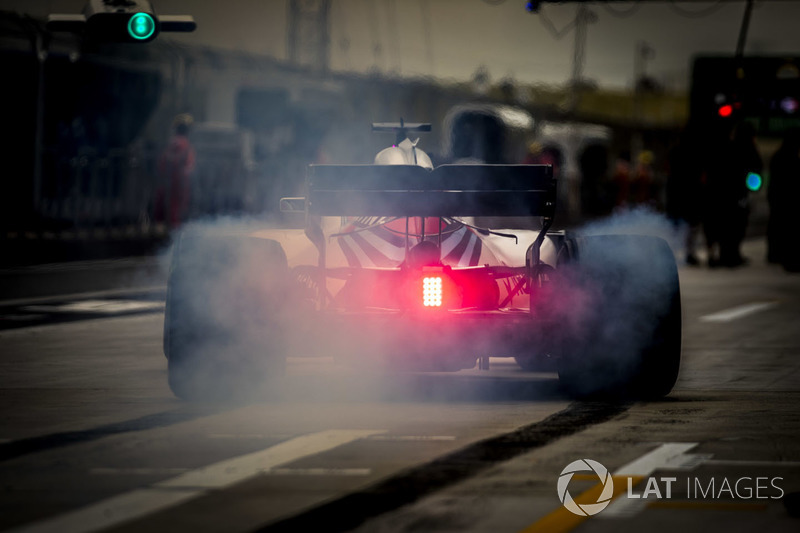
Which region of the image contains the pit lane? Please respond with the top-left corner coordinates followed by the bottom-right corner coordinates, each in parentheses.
top-left (0, 238), bottom-right (798, 533)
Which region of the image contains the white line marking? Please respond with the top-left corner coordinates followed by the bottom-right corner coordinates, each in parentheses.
top-left (700, 302), bottom-right (778, 323)
top-left (0, 286), bottom-right (165, 307)
top-left (90, 468), bottom-right (190, 476)
top-left (614, 442), bottom-right (700, 476)
top-left (599, 442), bottom-right (700, 519)
top-left (266, 468), bottom-right (371, 476)
top-left (10, 429), bottom-right (384, 533)
top-left (207, 434), bottom-right (292, 440)
top-left (367, 435), bottom-right (456, 441)
top-left (23, 300), bottom-right (164, 314)
top-left (705, 459), bottom-right (800, 467)
top-left (156, 429), bottom-right (382, 489)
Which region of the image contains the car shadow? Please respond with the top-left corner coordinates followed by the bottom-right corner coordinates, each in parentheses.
top-left (259, 358), bottom-right (569, 403)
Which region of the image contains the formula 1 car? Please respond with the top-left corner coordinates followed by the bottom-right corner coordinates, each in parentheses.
top-left (163, 122), bottom-right (681, 400)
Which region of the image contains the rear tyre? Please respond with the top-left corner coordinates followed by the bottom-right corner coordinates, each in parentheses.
top-left (556, 235), bottom-right (681, 398)
top-left (164, 231), bottom-right (289, 401)
top-left (514, 354), bottom-right (556, 372)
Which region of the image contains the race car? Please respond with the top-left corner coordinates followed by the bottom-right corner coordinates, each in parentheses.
top-left (163, 122), bottom-right (681, 400)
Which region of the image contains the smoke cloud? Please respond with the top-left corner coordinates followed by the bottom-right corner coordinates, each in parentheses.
top-left (160, 204), bottom-right (682, 403)
top-left (548, 206), bottom-right (683, 397)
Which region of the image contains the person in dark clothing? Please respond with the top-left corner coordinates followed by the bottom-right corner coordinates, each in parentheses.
top-left (768, 129), bottom-right (800, 271)
top-left (667, 127), bottom-right (704, 265)
top-left (579, 143), bottom-right (609, 216)
top-left (702, 127), bottom-right (731, 266)
top-left (703, 122), bottom-right (762, 267)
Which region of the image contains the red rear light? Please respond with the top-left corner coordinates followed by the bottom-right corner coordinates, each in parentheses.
top-left (422, 276), bottom-right (443, 307)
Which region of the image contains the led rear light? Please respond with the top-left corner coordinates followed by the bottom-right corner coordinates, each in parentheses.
top-left (422, 276), bottom-right (443, 307)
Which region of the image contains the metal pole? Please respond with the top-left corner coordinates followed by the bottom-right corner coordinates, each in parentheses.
top-left (32, 32), bottom-right (47, 223)
top-left (736, 0), bottom-right (755, 58)
top-left (631, 41), bottom-right (652, 163)
top-left (571, 5), bottom-right (587, 86)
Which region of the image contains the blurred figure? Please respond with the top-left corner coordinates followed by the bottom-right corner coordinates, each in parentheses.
top-left (667, 127), bottom-right (704, 265)
top-left (631, 150), bottom-right (655, 206)
top-left (523, 141), bottom-right (544, 164)
top-left (704, 122), bottom-right (762, 267)
top-left (157, 114), bottom-right (196, 229)
top-left (612, 151), bottom-right (632, 208)
top-left (579, 143), bottom-right (609, 216)
top-left (523, 141), bottom-right (562, 181)
top-left (768, 128), bottom-right (800, 271)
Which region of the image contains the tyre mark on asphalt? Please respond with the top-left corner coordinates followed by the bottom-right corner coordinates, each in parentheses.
top-left (0, 292), bottom-right (166, 331)
top-left (0, 408), bottom-right (227, 463)
top-left (256, 401), bottom-right (631, 533)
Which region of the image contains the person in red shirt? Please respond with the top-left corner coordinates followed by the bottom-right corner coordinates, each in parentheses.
top-left (157, 114), bottom-right (196, 229)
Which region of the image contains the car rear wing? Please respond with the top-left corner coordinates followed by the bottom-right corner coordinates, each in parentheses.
top-left (295, 164), bottom-right (555, 218)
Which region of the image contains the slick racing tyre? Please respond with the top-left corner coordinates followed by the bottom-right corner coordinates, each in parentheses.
top-left (514, 354), bottom-right (556, 372)
top-left (557, 234), bottom-right (681, 398)
top-left (164, 231), bottom-right (289, 401)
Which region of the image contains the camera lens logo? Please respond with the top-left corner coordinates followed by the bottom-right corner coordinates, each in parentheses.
top-left (557, 459), bottom-right (614, 516)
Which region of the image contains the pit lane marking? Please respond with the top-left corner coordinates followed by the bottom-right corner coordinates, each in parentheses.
top-left (0, 285), bottom-right (165, 307)
top-left (700, 302), bottom-right (778, 323)
top-left (520, 442), bottom-right (699, 532)
top-left (91, 467), bottom-right (374, 477)
top-left (22, 299), bottom-right (164, 314)
top-left (90, 467), bottom-right (190, 475)
top-left (207, 433), bottom-right (294, 440)
top-left (267, 468), bottom-right (372, 476)
top-left (704, 459), bottom-right (800, 467)
top-left (646, 501), bottom-right (768, 512)
top-left (9, 429), bottom-right (384, 533)
top-left (368, 435), bottom-right (456, 441)
top-left (258, 403), bottom-right (629, 532)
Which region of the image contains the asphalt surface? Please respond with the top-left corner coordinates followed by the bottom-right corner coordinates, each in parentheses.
top-left (0, 238), bottom-right (799, 533)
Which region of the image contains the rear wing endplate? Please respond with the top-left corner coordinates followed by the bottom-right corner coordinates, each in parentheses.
top-left (298, 164), bottom-right (555, 218)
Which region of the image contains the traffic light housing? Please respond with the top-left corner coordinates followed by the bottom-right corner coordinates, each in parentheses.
top-left (47, 0), bottom-right (196, 43)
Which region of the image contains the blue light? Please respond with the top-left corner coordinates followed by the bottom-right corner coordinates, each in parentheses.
top-left (746, 172), bottom-right (762, 192)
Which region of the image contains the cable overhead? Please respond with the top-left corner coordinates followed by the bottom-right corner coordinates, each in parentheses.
top-left (364, 0), bottom-right (383, 71)
top-left (538, 6), bottom-right (577, 40)
top-left (334, 0), bottom-right (352, 70)
top-left (602, 2), bottom-right (642, 18)
top-left (668, 0), bottom-right (727, 18)
top-left (419, 0), bottom-right (435, 74)
top-left (386, 0), bottom-right (402, 73)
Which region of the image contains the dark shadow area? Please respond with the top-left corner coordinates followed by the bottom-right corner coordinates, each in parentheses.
top-left (259, 368), bottom-right (568, 404)
top-left (0, 405), bottom-right (230, 463)
top-left (0, 290), bottom-right (166, 330)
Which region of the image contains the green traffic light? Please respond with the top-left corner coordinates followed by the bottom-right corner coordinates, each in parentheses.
top-left (127, 12), bottom-right (155, 40)
top-left (746, 172), bottom-right (762, 192)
